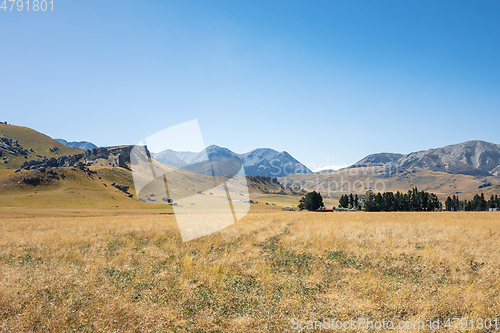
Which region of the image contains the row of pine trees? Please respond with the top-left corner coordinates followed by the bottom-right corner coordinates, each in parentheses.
top-left (361, 188), bottom-right (441, 212)
top-left (338, 189), bottom-right (499, 212)
top-left (338, 193), bottom-right (361, 210)
top-left (445, 194), bottom-right (500, 211)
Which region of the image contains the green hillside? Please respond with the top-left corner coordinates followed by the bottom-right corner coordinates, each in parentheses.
top-left (0, 166), bottom-right (167, 210)
top-left (0, 123), bottom-right (83, 169)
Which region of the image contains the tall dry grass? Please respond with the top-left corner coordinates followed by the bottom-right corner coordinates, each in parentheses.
top-left (0, 212), bottom-right (499, 332)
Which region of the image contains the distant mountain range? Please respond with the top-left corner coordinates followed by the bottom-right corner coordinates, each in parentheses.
top-left (2, 123), bottom-right (500, 201)
top-left (351, 140), bottom-right (500, 177)
top-left (153, 145), bottom-right (312, 177)
top-left (2, 123), bottom-right (499, 182)
top-left (56, 139), bottom-right (97, 150)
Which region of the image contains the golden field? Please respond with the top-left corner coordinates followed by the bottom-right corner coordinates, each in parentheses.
top-left (1, 211), bottom-right (499, 332)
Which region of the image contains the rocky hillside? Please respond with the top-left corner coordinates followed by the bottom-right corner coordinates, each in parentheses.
top-left (0, 123), bottom-right (83, 169)
top-left (17, 146), bottom-right (138, 171)
top-left (351, 140), bottom-right (500, 177)
top-left (398, 141), bottom-right (500, 177)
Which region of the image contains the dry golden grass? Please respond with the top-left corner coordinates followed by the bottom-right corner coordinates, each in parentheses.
top-left (1, 212), bottom-right (499, 332)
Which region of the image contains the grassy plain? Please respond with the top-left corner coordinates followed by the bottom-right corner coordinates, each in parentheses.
top-left (1, 211), bottom-right (499, 332)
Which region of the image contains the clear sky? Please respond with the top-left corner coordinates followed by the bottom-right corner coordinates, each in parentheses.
top-left (1, 0), bottom-right (499, 170)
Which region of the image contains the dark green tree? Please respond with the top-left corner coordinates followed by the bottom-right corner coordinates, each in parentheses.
top-left (488, 195), bottom-right (496, 209)
top-left (339, 194), bottom-right (349, 208)
top-left (374, 193), bottom-right (384, 212)
top-left (479, 193), bottom-right (487, 211)
top-left (363, 190), bottom-right (376, 211)
top-left (382, 192), bottom-right (396, 211)
top-left (299, 191), bottom-right (324, 211)
top-left (445, 196), bottom-right (452, 211)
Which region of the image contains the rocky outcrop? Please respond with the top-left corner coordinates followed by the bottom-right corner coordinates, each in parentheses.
top-left (83, 146), bottom-right (134, 169)
top-left (111, 182), bottom-right (133, 197)
top-left (111, 182), bottom-right (129, 193)
top-left (0, 134), bottom-right (29, 156)
top-left (18, 154), bottom-right (85, 170)
top-left (17, 145), bottom-right (139, 171)
top-left (18, 168), bottom-right (63, 186)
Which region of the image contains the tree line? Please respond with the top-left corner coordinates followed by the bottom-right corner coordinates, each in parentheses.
top-left (338, 193), bottom-right (361, 210)
top-left (338, 188), bottom-right (441, 212)
top-left (298, 189), bottom-right (500, 212)
top-left (361, 188), bottom-right (441, 212)
top-left (445, 194), bottom-right (500, 211)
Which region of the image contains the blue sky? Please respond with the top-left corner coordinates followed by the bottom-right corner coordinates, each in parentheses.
top-left (1, 0), bottom-right (499, 170)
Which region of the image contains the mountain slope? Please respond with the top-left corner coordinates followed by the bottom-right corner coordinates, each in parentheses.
top-left (0, 124), bottom-right (83, 169)
top-left (353, 153), bottom-right (404, 168)
top-left (154, 145), bottom-right (312, 177)
top-left (351, 140), bottom-right (500, 177)
top-left (491, 165), bottom-right (500, 177)
top-left (240, 148), bottom-right (310, 177)
top-left (56, 139), bottom-right (97, 150)
top-left (398, 140), bottom-right (500, 177)
top-left (280, 140), bottom-right (500, 199)
top-left (281, 166), bottom-right (500, 200)
top-left (152, 149), bottom-right (188, 168)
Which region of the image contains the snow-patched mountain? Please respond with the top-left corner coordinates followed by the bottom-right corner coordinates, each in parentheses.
top-left (153, 145), bottom-right (311, 177)
top-left (56, 139), bottom-right (97, 150)
top-left (351, 140), bottom-right (500, 177)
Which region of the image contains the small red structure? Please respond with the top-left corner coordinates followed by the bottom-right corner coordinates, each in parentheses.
top-left (320, 207), bottom-right (334, 212)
